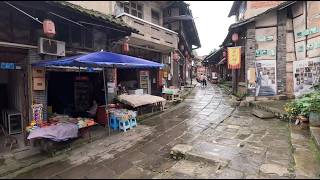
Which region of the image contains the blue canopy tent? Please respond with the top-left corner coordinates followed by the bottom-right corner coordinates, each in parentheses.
top-left (32, 51), bottom-right (164, 69)
top-left (32, 51), bottom-right (164, 136)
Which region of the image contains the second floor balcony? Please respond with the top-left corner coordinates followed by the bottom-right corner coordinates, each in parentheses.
top-left (116, 13), bottom-right (178, 53)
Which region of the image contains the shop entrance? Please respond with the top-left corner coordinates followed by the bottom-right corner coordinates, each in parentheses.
top-left (0, 47), bottom-right (28, 151)
top-left (47, 71), bottom-right (105, 118)
top-left (117, 68), bottom-right (139, 94)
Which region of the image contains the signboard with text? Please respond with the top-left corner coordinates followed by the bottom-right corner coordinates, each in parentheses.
top-left (227, 47), bottom-right (241, 69)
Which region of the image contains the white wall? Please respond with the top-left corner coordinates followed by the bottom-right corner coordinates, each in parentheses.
top-left (68, 1), bottom-right (114, 15)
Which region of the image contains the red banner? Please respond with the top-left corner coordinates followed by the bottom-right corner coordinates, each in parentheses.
top-left (227, 47), bottom-right (241, 69)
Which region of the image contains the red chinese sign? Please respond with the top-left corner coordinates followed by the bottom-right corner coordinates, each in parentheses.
top-left (227, 47), bottom-right (241, 69)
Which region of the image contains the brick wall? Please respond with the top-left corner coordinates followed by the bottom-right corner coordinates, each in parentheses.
top-left (28, 49), bottom-right (57, 121)
top-left (276, 10), bottom-right (287, 95)
top-left (245, 23), bottom-right (257, 96)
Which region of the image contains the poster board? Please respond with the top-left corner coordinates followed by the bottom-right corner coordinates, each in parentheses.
top-left (255, 60), bottom-right (277, 96)
top-left (32, 104), bottom-right (43, 125)
top-left (293, 58), bottom-right (320, 97)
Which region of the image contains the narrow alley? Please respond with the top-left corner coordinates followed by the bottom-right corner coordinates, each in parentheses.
top-left (11, 83), bottom-right (317, 179)
top-left (1, 1), bottom-right (320, 179)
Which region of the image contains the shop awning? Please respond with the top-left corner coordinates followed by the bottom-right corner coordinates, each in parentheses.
top-left (32, 51), bottom-right (164, 69)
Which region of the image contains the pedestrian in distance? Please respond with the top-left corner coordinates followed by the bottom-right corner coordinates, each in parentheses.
top-left (199, 74), bottom-right (204, 88)
top-left (203, 74), bottom-right (207, 88)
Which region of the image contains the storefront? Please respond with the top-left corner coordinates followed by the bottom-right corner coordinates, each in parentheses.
top-left (0, 47), bottom-right (29, 143)
top-left (0, 1), bottom-right (136, 151)
top-left (111, 44), bottom-right (164, 96)
top-left (47, 70), bottom-right (105, 116)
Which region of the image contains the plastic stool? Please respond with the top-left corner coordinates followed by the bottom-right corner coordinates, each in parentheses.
top-left (109, 115), bottom-right (119, 130)
top-left (119, 119), bottom-right (131, 132)
top-left (130, 118), bottom-right (137, 128)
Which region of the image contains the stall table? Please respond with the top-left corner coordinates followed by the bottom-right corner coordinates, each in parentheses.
top-left (26, 116), bottom-right (97, 154)
top-left (117, 94), bottom-right (166, 114)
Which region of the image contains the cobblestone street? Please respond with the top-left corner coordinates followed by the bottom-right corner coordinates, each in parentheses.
top-left (10, 83), bottom-right (319, 179)
top-left (2, 1), bottom-right (320, 179)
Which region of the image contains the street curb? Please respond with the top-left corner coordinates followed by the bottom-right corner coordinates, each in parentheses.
top-left (1, 154), bottom-right (68, 178)
top-left (249, 101), bottom-right (289, 121)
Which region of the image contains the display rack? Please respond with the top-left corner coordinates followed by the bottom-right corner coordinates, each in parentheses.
top-left (74, 78), bottom-right (91, 112)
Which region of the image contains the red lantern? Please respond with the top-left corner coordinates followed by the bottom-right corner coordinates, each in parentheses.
top-left (180, 44), bottom-right (184, 51)
top-left (185, 51), bottom-right (188, 57)
top-left (123, 42), bottom-right (129, 53)
top-left (232, 33), bottom-right (239, 42)
top-left (223, 51), bottom-right (227, 57)
top-left (173, 52), bottom-right (180, 61)
top-left (43, 19), bottom-right (56, 38)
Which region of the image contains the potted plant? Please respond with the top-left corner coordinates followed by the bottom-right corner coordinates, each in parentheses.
top-left (309, 97), bottom-right (320, 127)
top-left (284, 101), bottom-right (301, 123)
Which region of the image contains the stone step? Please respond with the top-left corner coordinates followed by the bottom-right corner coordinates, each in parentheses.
top-left (252, 108), bottom-right (275, 119)
top-left (310, 127), bottom-right (320, 151)
top-left (170, 143), bottom-right (229, 168)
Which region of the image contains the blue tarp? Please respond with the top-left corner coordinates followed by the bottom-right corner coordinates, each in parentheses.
top-left (32, 51), bottom-right (164, 69)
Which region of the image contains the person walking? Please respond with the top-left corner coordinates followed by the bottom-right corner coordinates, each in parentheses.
top-left (199, 74), bottom-right (204, 88)
top-left (203, 74), bottom-right (207, 88)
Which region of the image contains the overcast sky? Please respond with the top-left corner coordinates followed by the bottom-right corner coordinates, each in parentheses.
top-left (187, 1), bottom-right (235, 56)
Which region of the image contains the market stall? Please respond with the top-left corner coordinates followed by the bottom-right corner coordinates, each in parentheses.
top-left (32, 51), bottom-right (164, 139)
top-left (162, 87), bottom-right (181, 102)
top-left (26, 115), bottom-right (96, 142)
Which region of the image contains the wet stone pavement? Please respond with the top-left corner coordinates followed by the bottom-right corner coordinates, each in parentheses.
top-left (11, 83), bottom-right (312, 179)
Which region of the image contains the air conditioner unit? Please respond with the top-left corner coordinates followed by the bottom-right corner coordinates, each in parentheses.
top-left (39, 37), bottom-right (65, 57)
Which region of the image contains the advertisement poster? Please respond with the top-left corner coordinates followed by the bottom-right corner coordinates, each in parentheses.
top-left (32, 104), bottom-right (43, 125)
top-left (227, 47), bottom-right (241, 69)
top-left (293, 58), bottom-right (320, 97)
top-left (255, 60), bottom-right (277, 96)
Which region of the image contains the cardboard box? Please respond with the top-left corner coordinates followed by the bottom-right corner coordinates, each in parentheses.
top-left (33, 78), bottom-right (45, 90)
top-left (32, 68), bottom-right (45, 78)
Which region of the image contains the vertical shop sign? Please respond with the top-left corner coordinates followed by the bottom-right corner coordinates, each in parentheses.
top-left (158, 69), bottom-right (163, 87)
top-left (227, 47), bottom-right (241, 69)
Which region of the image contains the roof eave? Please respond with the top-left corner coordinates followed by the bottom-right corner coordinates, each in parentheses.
top-left (47, 1), bottom-right (138, 34)
top-left (228, 1), bottom-right (242, 17)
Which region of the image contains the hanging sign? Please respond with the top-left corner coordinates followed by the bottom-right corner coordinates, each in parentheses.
top-left (227, 46), bottom-right (241, 69)
top-left (298, 41), bottom-right (320, 52)
top-left (255, 49), bottom-right (275, 57)
top-left (158, 69), bottom-right (163, 87)
top-left (297, 27), bottom-right (320, 38)
top-left (0, 62), bottom-right (15, 70)
top-left (256, 35), bottom-right (274, 42)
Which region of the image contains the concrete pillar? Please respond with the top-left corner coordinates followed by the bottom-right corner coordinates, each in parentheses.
top-left (245, 23), bottom-right (257, 96)
top-left (276, 10), bottom-right (287, 95)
